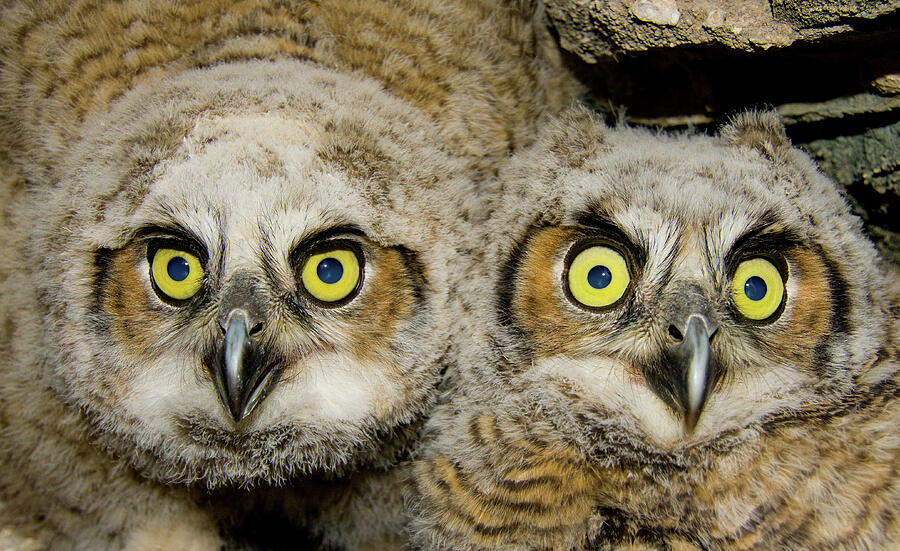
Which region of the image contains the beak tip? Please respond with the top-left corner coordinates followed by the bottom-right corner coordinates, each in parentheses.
top-left (684, 410), bottom-right (700, 434)
top-left (678, 315), bottom-right (714, 437)
top-left (228, 403), bottom-right (246, 423)
top-left (217, 310), bottom-right (263, 424)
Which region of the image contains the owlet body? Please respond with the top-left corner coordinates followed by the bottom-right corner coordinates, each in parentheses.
top-left (410, 109), bottom-right (900, 550)
top-left (0, 1), bottom-right (579, 549)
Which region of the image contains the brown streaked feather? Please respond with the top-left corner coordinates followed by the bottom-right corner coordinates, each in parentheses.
top-left (508, 226), bottom-right (606, 358)
top-left (412, 412), bottom-right (597, 550)
top-left (344, 246), bottom-right (422, 367)
top-left (763, 245), bottom-right (834, 368)
top-left (0, 0), bottom-right (580, 177)
top-left (101, 243), bottom-right (168, 362)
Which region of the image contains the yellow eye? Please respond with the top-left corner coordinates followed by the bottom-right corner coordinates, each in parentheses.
top-left (150, 248), bottom-right (205, 301)
top-left (301, 248), bottom-right (362, 304)
top-left (566, 245), bottom-right (631, 309)
top-left (731, 257), bottom-right (785, 321)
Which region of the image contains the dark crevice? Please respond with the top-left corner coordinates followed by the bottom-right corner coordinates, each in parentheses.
top-left (786, 110), bottom-right (900, 143)
top-left (566, 29), bottom-right (900, 123)
top-left (218, 509), bottom-right (332, 551)
top-left (845, 178), bottom-right (900, 229)
top-left (772, 7), bottom-right (900, 32)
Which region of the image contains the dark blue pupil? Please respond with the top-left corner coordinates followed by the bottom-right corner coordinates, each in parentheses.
top-left (166, 256), bottom-right (190, 282)
top-left (587, 265), bottom-right (612, 290)
top-left (744, 276), bottom-right (767, 301)
top-left (317, 257), bottom-right (344, 284)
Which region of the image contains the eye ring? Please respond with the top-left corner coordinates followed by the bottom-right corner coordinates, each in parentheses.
top-left (563, 241), bottom-right (633, 310)
top-left (148, 246), bottom-right (206, 303)
top-left (298, 241), bottom-right (365, 307)
top-left (731, 256), bottom-right (786, 322)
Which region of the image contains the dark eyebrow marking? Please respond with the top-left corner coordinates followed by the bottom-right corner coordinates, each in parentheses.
top-left (575, 210), bottom-right (647, 269)
top-left (286, 225), bottom-right (365, 269)
top-left (575, 212), bottom-right (634, 244)
top-left (723, 217), bottom-right (804, 280)
top-left (575, 211), bottom-right (623, 235)
top-left (134, 224), bottom-right (210, 264)
top-left (725, 221), bottom-right (804, 260)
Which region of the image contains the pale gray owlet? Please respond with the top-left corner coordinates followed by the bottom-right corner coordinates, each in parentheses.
top-left (410, 108), bottom-right (900, 551)
top-left (0, 0), bottom-right (580, 549)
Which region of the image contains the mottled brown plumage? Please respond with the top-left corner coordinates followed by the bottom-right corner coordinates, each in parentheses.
top-left (0, 1), bottom-right (579, 549)
top-left (0, 0), bottom-right (578, 181)
top-left (409, 109), bottom-right (900, 551)
top-left (412, 410), bottom-right (597, 550)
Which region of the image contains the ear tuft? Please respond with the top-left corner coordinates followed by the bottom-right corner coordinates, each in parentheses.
top-left (720, 110), bottom-right (790, 159)
top-left (544, 105), bottom-right (608, 169)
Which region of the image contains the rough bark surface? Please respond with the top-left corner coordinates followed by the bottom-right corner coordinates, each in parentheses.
top-left (545, 0), bottom-right (899, 60)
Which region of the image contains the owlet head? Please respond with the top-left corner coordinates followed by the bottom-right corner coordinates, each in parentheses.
top-left (482, 108), bottom-right (890, 453)
top-left (31, 60), bottom-right (465, 485)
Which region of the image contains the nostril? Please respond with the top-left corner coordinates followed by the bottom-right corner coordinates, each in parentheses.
top-left (668, 324), bottom-right (683, 342)
top-left (248, 322), bottom-right (264, 336)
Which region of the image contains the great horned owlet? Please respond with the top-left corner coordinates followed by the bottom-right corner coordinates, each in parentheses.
top-left (0, 1), bottom-right (579, 549)
top-left (409, 109), bottom-right (900, 551)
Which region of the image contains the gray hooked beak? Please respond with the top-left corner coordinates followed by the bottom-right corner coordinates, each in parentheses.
top-left (209, 308), bottom-right (275, 422)
top-left (645, 283), bottom-right (721, 435)
top-left (674, 314), bottom-right (716, 433)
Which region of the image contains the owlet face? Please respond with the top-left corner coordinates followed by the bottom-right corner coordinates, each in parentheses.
top-left (489, 110), bottom-right (887, 452)
top-left (33, 61), bottom-right (463, 485)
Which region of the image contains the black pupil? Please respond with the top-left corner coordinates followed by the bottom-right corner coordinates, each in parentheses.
top-left (317, 257), bottom-right (344, 284)
top-left (744, 276), bottom-right (767, 301)
top-left (167, 256), bottom-right (191, 282)
top-left (587, 265), bottom-right (612, 290)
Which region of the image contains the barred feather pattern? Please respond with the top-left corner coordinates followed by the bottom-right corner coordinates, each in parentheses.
top-left (410, 411), bottom-right (598, 551)
top-left (0, 0), bottom-right (579, 181)
top-left (410, 352), bottom-right (900, 551)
